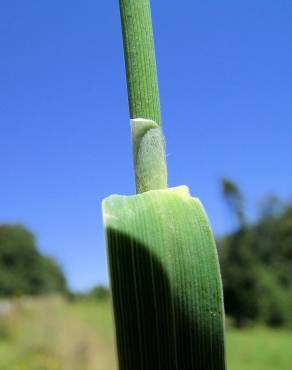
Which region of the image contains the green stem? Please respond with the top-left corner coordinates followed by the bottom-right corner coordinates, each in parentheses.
top-left (119, 0), bottom-right (168, 193)
top-left (119, 0), bottom-right (161, 124)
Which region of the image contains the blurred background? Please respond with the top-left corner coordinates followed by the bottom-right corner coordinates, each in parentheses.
top-left (0, 1), bottom-right (291, 369)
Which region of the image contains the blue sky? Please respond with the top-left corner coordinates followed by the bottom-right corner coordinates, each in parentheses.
top-left (1, 1), bottom-right (291, 291)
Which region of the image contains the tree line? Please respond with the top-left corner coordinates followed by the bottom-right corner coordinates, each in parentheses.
top-left (1, 180), bottom-right (291, 328)
top-left (0, 224), bottom-right (67, 296)
top-left (219, 178), bottom-right (292, 327)
top-left (0, 224), bottom-right (109, 301)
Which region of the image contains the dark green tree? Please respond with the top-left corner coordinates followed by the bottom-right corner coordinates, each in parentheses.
top-left (221, 177), bottom-right (246, 228)
top-left (90, 285), bottom-right (110, 300)
top-left (219, 179), bottom-right (292, 327)
top-left (219, 229), bottom-right (260, 326)
top-left (0, 224), bottom-right (67, 296)
top-left (219, 178), bottom-right (260, 326)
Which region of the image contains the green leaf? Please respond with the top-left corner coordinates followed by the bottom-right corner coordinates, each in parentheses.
top-left (103, 186), bottom-right (226, 370)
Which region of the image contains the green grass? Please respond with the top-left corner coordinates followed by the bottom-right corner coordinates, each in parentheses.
top-left (227, 326), bottom-right (292, 370)
top-left (0, 296), bottom-right (291, 370)
top-left (0, 296), bottom-right (116, 370)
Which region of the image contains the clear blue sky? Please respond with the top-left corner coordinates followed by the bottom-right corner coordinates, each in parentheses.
top-left (1, 1), bottom-right (291, 291)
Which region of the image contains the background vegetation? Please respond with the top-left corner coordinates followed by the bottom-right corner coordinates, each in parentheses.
top-left (0, 179), bottom-right (291, 369)
top-left (0, 225), bottom-right (67, 297)
top-left (0, 297), bottom-right (291, 370)
top-left (219, 179), bottom-right (292, 328)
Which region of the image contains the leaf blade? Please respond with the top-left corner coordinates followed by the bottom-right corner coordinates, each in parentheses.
top-left (103, 186), bottom-right (226, 370)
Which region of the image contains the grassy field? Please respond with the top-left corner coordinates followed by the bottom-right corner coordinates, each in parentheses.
top-left (0, 296), bottom-right (291, 370)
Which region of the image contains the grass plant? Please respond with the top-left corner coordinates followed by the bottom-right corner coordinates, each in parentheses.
top-left (102, 1), bottom-right (226, 369)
